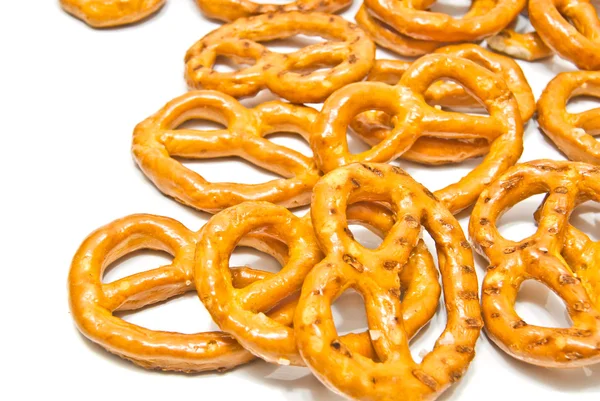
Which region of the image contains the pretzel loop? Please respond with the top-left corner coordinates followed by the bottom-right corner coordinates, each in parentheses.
top-left (185, 12), bottom-right (375, 103)
top-left (296, 163), bottom-right (481, 400)
top-left (60, 0), bottom-right (165, 27)
top-left (538, 71), bottom-right (600, 165)
top-left (195, 0), bottom-right (351, 22)
top-left (132, 91), bottom-right (320, 213)
top-left (470, 160), bottom-right (600, 367)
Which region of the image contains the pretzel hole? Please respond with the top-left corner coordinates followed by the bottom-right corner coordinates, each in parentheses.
top-left (102, 249), bottom-right (173, 284)
top-left (496, 193), bottom-right (547, 242)
top-left (263, 34), bottom-right (328, 54)
top-left (265, 132), bottom-right (312, 157)
top-left (347, 125), bottom-right (373, 154)
top-left (409, 301), bottom-right (446, 363)
top-left (570, 201), bottom-right (600, 241)
top-left (178, 157), bottom-right (287, 184)
top-left (347, 223), bottom-right (384, 250)
top-left (391, 157), bottom-right (482, 191)
top-left (212, 54), bottom-right (256, 73)
top-left (115, 292), bottom-right (218, 334)
top-left (332, 290), bottom-right (369, 335)
top-left (515, 280), bottom-right (571, 329)
top-left (176, 118), bottom-right (227, 131)
top-left (429, 0), bottom-right (471, 17)
top-left (229, 245), bottom-right (284, 274)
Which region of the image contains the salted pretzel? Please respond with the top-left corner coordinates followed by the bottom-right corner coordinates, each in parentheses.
top-left (349, 45), bottom-right (533, 166)
top-left (60, 0), bottom-right (165, 27)
top-left (537, 71), bottom-right (600, 165)
top-left (529, 0), bottom-right (600, 70)
top-left (132, 91), bottom-right (320, 213)
top-left (184, 12), bottom-right (375, 104)
top-left (470, 160), bottom-right (600, 367)
top-left (196, 0), bottom-right (351, 22)
top-left (295, 163), bottom-right (481, 400)
top-left (355, 4), bottom-right (445, 57)
top-left (311, 54), bottom-right (524, 213)
top-left (68, 213), bottom-right (301, 372)
top-left (194, 201), bottom-right (442, 365)
top-left (364, 0), bottom-right (525, 42)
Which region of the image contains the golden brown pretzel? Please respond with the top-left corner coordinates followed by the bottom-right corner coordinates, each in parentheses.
top-left (537, 71), bottom-right (600, 165)
top-left (132, 91), bottom-right (320, 213)
top-left (364, 0), bottom-right (525, 42)
top-left (184, 12), bottom-right (375, 103)
top-left (194, 201), bottom-right (442, 365)
top-left (529, 0), bottom-right (600, 70)
top-left (196, 0), bottom-right (351, 22)
top-left (68, 213), bottom-right (301, 372)
top-left (355, 4), bottom-right (445, 57)
top-left (311, 54), bottom-right (524, 213)
top-left (349, 45), bottom-right (534, 165)
top-left (60, 0), bottom-right (165, 27)
top-left (470, 160), bottom-right (600, 367)
top-left (295, 163), bottom-right (481, 400)
top-left (487, 12), bottom-right (554, 61)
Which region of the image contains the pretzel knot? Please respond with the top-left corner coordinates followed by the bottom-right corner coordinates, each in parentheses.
top-left (196, 0), bottom-right (351, 22)
top-left (132, 90), bottom-right (320, 213)
top-left (530, 0), bottom-right (600, 70)
top-left (349, 45), bottom-right (533, 166)
top-left (470, 160), bottom-right (600, 367)
top-left (295, 163), bottom-right (481, 400)
top-left (537, 71), bottom-right (600, 165)
top-left (311, 53), bottom-right (524, 213)
top-left (194, 200), bottom-right (442, 366)
top-left (364, 0), bottom-right (525, 42)
top-left (59, 0), bottom-right (165, 27)
top-left (184, 11), bottom-right (375, 104)
top-left (68, 214), bottom-right (303, 372)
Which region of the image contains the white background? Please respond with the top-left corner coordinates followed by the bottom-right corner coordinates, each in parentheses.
top-left (1, 0), bottom-right (599, 400)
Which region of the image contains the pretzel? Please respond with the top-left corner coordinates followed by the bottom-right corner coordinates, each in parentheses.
top-left (469, 160), bottom-right (600, 367)
top-left (349, 45), bottom-right (533, 166)
top-left (195, 200), bottom-right (442, 365)
top-left (195, 0), bottom-right (351, 22)
top-left (487, 21), bottom-right (553, 61)
top-left (529, 0), bottom-right (600, 70)
top-left (295, 163), bottom-right (481, 400)
top-left (184, 12), bottom-right (375, 104)
top-left (537, 71), bottom-right (600, 165)
top-left (355, 4), bottom-right (445, 57)
top-left (132, 91), bottom-right (320, 213)
top-left (68, 214), bottom-right (300, 372)
top-left (364, 0), bottom-right (525, 42)
top-left (311, 54), bottom-right (524, 213)
top-left (59, 0), bottom-right (165, 28)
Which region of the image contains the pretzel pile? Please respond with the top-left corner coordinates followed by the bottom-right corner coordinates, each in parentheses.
top-left (64, 1), bottom-right (600, 400)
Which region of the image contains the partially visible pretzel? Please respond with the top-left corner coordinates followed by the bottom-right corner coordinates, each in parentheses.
top-left (349, 45), bottom-right (533, 166)
top-left (355, 4), bottom-right (445, 57)
top-left (184, 12), bottom-right (375, 103)
top-left (312, 54), bottom-right (524, 213)
top-left (60, 0), bottom-right (165, 28)
top-left (537, 71), bottom-right (600, 165)
top-left (132, 91), bottom-right (320, 213)
top-left (364, 0), bottom-right (525, 42)
top-left (196, 0), bottom-right (351, 22)
top-left (194, 201), bottom-right (442, 365)
top-left (487, 17), bottom-right (553, 61)
top-left (470, 160), bottom-right (600, 367)
top-left (529, 0), bottom-right (600, 70)
top-left (68, 214), bottom-right (299, 372)
top-left (295, 163), bottom-right (481, 400)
